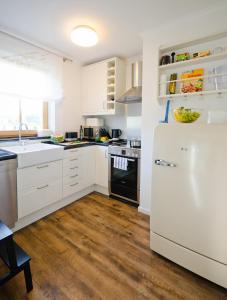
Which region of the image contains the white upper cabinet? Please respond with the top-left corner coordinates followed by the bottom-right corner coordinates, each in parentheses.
top-left (82, 61), bottom-right (107, 115)
top-left (82, 57), bottom-right (126, 116)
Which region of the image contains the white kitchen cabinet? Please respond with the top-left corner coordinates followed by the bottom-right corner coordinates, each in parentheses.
top-left (82, 57), bottom-right (126, 116)
top-left (17, 160), bottom-right (63, 218)
top-left (81, 61), bottom-right (107, 115)
top-left (63, 148), bottom-right (83, 198)
top-left (62, 147), bottom-right (95, 198)
top-left (95, 146), bottom-right (109, 188)
top-left (82, 146), bottom-right (95, 188)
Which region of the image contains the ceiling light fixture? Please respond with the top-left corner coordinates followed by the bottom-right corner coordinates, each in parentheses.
top-left (70, 25), bottom-right (98, 47)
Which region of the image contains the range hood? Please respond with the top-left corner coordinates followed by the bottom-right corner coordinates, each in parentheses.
top-left (116, 61), bottom-right (142, 104)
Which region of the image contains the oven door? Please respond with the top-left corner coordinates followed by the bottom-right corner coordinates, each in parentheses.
top-left (109, 155), bottom-right (139, 203)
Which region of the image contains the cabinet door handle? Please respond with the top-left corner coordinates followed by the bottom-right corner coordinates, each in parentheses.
top-left (37, 164), bottom-right (49, 169)
top-left (70, 158), bottom-right (78, 162)
top-left (70, 182), bottom-right (79, 187)
top-left (70, 175), bottom-right (78, 178)
top-left (70, 150), bottom-right (78, 153)
top-left (70, 166), bottom-right (78, 170)
top-left (37, 184), bottom-right (49, 190)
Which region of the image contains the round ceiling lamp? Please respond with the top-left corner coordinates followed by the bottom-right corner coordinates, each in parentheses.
top-left (70, 25), bottom-right (98, 47)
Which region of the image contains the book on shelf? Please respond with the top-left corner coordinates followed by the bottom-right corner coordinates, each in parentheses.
top-left (181, 68), bottom-right (204, 93)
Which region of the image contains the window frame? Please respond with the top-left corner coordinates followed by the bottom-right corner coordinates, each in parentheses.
top-left (0, 101), bottom-right (49, 139)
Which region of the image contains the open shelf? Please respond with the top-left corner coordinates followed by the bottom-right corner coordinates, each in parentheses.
top-left (159, 52), bottom-right (227, 71)
top-left (158, 89), bottom-right (227, 100)
top-left (107, 92), bottom-right (115, 96)
top-left (159, 72), bottom-right (227, 85)
top-left (108, 75), bottom-right (115, 79)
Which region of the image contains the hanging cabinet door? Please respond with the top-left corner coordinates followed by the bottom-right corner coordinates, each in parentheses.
top-left (81, 61), bottom-right (107, 115)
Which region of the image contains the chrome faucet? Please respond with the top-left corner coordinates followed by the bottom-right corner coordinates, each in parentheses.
top-left (18, 122), bottom-right (28, 145)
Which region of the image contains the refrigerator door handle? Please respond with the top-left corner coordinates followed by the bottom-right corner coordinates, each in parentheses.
top-left (155, 159), bottom-right (176, 168)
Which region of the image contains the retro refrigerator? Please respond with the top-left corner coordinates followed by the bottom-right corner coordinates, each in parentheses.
top-left (151, 124), bottom-right (227, 288)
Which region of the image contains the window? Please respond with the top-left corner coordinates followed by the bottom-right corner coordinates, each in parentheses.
top-left (0, 31), bottom-right (64, 138)
top-left (0, 96), bottom-right (48, 138)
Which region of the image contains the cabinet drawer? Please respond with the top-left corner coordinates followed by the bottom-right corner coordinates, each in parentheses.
top-left (63, 157), bottom-right (80, 168)
top-left (18, 180), bottom-right (62, 218)
top-left (63, 177), bottom-right (81, 198)
top-left (18, 160), bottom-right (62, 192)
top-left (63, 149), bottom-right (81, 159)
top-left (63, 164), bottom-right (81, 178)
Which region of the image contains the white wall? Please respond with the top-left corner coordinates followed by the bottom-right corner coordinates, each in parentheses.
top-left (140, 4), bottom-right (227, 215)
top-left (54, 60), bottom-right (82, 134)
top-left (103, 54), bottom-right (142, 139)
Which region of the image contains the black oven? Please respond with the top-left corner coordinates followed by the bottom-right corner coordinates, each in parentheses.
top-left (108, 154), bottom-right (140, 205)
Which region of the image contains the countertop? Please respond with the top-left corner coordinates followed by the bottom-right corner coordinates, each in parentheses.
top-left (0, 150), bottom-right (17, 161)
top-left (43, 140), bottom-right (109, 150)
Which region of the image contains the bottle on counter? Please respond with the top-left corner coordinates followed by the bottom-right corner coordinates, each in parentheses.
top-left (79, 125), bottom-right (83, 140)
top-left (169, 73), bottom-right (177, 94)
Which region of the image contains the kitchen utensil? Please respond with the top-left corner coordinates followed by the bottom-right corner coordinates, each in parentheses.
top-left (65, 131), bottom-right (78, 141)
top-left (171, 52), bottom-right (175, 63)
top-left (160, 99), bottom-right (170, 123)
top-left (130, 139), bottom-right (141, 148)
top-left (172, 107), bottom-right (201, 123)
top-left (168, 73), bottom-right (177, 94)
top-left (160, 55), bottom-right (171, 66)
top-left (111, 129), bottom-right (122, 140)
top-left (50, 135), bottom-right (64, 143)
top-left (83, 127), bottom-right (93, 139)
top-left (175, 52), bottom-right (190, 62)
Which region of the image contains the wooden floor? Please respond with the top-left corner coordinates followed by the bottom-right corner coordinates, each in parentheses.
top-left (0, 192), bottom-right (227, 300)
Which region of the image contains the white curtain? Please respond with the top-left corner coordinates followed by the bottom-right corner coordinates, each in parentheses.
top-left (0, 32), bottom-right (64, 102)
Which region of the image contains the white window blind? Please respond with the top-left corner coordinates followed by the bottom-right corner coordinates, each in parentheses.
top-left (0, 31), bottom-right (64, 102)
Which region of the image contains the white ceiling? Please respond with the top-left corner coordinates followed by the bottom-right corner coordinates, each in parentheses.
top-left (0, 0), bottom-right (226, 64)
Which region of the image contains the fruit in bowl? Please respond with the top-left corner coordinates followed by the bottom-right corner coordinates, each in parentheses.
top-left (50, 135), bottom-right (64, 143)
top-left (173, 107), bottom-right (201, 123)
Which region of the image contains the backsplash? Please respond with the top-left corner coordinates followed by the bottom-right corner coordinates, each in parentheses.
top-left (103, 103), bottom-right (141, 139)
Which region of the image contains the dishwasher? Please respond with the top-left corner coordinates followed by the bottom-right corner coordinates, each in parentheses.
top-left (0, 151), bottom-right (17, 228)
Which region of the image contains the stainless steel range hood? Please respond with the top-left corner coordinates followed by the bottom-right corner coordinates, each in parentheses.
top-left (116, 61), bottom-right (142, 104)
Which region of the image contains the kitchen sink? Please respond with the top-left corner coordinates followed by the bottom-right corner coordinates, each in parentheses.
top-left (1, 143), bottom-right (64, 168)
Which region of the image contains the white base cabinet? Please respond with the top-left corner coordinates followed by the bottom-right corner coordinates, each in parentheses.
top-left (95, 146), bottom-right (109, 189)
top-left (17, 160), bottom-right (63, 218)
top-left (17, 145), bottom-right (109, 222)
top-left (63, 146), bottom-right (96, 198)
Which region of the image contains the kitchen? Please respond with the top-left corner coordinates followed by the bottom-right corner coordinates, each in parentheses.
top-left (1, 1), bottom-right (227, 299)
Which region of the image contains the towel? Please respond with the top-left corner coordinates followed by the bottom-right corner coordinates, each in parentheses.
top-left (113, 156), bottom-right (128, 171)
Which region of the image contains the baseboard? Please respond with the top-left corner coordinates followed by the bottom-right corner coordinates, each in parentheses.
top-left (138, 206), bottom-right (150, 215)
top-left (94, 184), bottom-right (109, 196)
top-left (13, 186), bottom-right (94, 232)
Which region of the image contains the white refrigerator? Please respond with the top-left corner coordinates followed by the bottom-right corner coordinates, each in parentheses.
top-left (151, 124), bottom-right (227, 288)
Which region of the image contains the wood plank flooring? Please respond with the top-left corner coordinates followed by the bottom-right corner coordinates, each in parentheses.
top-left (0, 192), bottom-right (227, 299)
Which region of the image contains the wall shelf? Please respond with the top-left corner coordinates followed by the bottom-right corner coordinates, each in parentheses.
top-left (158, 89), bottom-right (227, 100)
top-left (159, 52), bottom-right (227, 71)
top-left (159, 72), bottom-right (227, 85)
